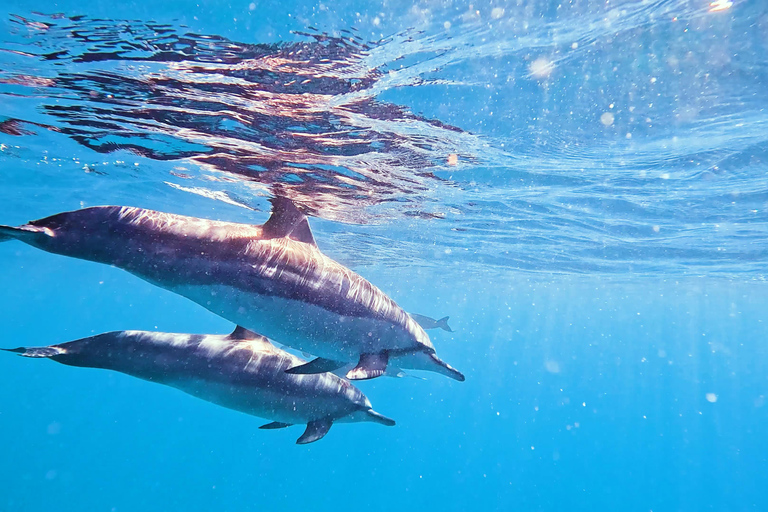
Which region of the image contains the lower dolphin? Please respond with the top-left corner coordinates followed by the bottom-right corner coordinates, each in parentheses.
top-left (3, 326), bottom-right (394, 444)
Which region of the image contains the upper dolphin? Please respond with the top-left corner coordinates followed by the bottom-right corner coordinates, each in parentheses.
top-left (0, 198), bottom-right (464, 381)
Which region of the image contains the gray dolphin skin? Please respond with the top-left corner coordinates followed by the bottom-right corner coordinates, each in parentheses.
top-left (3, 326), bottom-right (394, 444)
top-left (0, 198), bottom-right (464, 381)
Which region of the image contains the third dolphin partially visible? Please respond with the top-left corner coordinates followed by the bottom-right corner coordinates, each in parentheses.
top-left (0, 198), bottom-right (464, 381)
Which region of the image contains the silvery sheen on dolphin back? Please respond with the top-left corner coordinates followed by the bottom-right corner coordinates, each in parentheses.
top-left (0, 198), bottom-right (464, 381)
top-left (3, 326), bottom-right (394, 444)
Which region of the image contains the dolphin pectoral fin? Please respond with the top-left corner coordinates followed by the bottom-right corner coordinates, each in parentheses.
top-left (285, 357), bottom-right (346, 375)
top-left (346, 352), bottom-right (389, 380)
top-left (259, 421), bottom-right (292, 430)
top-left (296, 418), bottom-right (333, 444)
top-left (262, 196), bottom-right (317, 247)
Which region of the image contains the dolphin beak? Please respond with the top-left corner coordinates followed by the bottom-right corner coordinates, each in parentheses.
top-left (365, 409), bottom-right (396, 426)
top-left (428, 352), bottom-right (465, 382)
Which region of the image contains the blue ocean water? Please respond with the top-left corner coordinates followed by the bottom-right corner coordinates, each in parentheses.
top-left (2, 0), bottom-right (767, 510)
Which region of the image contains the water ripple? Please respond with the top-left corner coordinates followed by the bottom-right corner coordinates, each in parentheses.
top-left (1, 1), bottom-right (767, 278)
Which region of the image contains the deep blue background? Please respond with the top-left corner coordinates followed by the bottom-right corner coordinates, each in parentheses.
top-left (2, 0), bottom-right (768, 510)
top-left (2, 230), bottom-right (766, 511)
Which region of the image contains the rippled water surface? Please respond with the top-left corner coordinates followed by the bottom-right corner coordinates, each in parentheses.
top-left (2, 0), bottom-right (766, 276)
top-left (2, 1), bottom-right (768, 511)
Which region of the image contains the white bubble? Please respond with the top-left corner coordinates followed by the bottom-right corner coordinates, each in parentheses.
top-left (248, 2), bottom-right (256, 10)
top-left (544, 360), bottom-right (560, 373)
top-left (529, 57), bottom-right (554, 78)
top-left (706, 393), bottom-right (718, 403)
top-left (444, 21), bottom-right (451, 29)
top-left (491, 7), bottom-right (505, 19)
top-left (600, 112), bottom-right (615, 126)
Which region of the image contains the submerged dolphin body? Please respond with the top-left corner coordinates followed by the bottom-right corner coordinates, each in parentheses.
top-left (0, 200), bottom-right (464, 381)
top-left (3, 327), bottom-right (394, 444)
top-left (411, 314), bottom-right (453, 333)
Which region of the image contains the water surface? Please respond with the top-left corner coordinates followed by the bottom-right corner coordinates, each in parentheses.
top-left (1, 0), bottom-right (767, 510)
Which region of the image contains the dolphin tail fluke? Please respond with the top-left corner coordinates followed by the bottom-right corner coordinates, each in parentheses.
top-left (0, 224), bottom-right (51, 244)
top-left (0, 225), bottom-right (19, 242)
top-left (436, 316), bottom-right (453, 332)
top-left (296, 418), bottom-right (333, 444)
top-left (1, 345), bottom-right (64, 358)
top-left (365, 409), bottom-right (396, 426)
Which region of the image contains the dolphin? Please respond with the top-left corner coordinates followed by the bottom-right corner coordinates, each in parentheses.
top-left (2, 326), bottom-right (394, 444)
top-left (411, 314), bottom-right (453, 333)
top-left (0, 198), bottom-right (464, 381)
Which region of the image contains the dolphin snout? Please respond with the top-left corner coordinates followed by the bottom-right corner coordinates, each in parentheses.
top-left (428, 352), bottom-right (465, 382)
top-left (365, 409), bottom-right (396, 426)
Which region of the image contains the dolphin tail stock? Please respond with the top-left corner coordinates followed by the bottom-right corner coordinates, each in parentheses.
top-left (436, 316), bottom-right (453, 333)
top-left (411, 313), bottom-right (453, 332)
top-left (1, 345), bottom-right (65, 358)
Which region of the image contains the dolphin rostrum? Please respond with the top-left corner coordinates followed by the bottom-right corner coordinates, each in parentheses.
top-left (0, 198), bottom-right (464, 381)
top-left (3, 326), bottom-right (394, 444)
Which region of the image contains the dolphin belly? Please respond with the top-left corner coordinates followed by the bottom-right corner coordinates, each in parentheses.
top-left (170, 283), bottom-right (418, 361)
top-left (163, 376), bottom-right (353, 425)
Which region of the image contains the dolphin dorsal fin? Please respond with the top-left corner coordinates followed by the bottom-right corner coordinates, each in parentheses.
top-left (262, 197), bottom-right (317, 247)
top-left (230, 325), bottom-right (264, 341)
